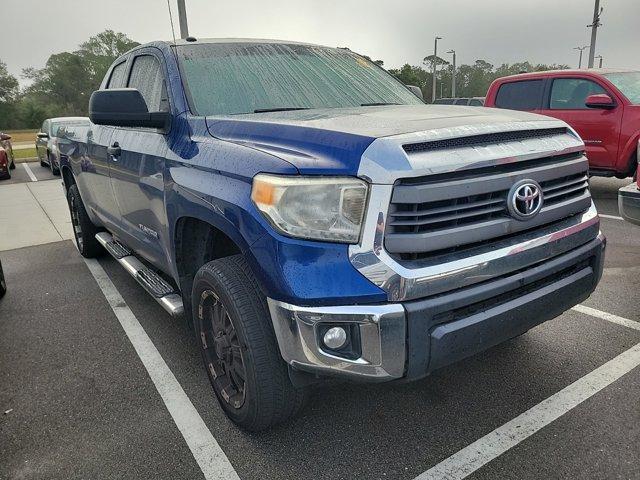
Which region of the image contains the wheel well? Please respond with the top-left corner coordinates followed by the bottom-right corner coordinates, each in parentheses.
top-left (61, 166), bottom-right (75, 193)
top-left (174, 217), bottom-right (242, 304)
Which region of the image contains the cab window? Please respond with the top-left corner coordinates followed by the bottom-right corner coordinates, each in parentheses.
top-left (107, 61), bottom-right (127, 89)
top-left (127, 55), bottom-right (169, 112)
top-left (495, 80), bottom-right (544, 110)
top-left (549, 78), bottom-right (606, 109)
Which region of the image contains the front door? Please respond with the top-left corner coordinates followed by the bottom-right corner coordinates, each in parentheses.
top-left (539, 77), bottom-right (623, 170)
top-left (108, 52), bottom-right (170, 271)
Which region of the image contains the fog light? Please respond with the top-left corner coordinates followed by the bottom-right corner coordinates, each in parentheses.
top-left (323, 326), bottom-right (347, 350)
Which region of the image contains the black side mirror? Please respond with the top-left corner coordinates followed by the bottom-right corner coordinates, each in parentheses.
top-left (406, 85), bottom-right (424, 101)
top-left (37, 132), bottom-right (49, 139)
top-left (89, 88), bottom-right (170, 129)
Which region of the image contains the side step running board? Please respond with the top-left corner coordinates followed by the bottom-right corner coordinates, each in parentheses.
top-left (95, 232), bottom-right (184, 317)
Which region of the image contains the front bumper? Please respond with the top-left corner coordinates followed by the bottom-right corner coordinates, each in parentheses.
top-left (619, 182), bottom-right (640, 226)
top-left (268, 233), bottom-right (605, 382)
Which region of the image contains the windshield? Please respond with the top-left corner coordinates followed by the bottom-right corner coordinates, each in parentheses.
top-left (603, 72), bottom-right (640, 104)
top-left (177, 42), bottom-right (422, 115)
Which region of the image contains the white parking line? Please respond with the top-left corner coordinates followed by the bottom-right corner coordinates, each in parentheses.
top-left (22, 162), bottom-right (38, 182)
top-left (599, 213), bottom-right (624, 220)
top-left (572, 305), bottom-right (640, 331)
top-left (84, 258), bottom-right (240, 480)
top-left (414, 341), bottom-right (640, 480)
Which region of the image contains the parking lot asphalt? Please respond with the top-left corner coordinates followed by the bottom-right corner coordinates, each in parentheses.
top-left (3, 161), bottom-right (57, 185)
top-left (1, 174), bottom-right (639, 480)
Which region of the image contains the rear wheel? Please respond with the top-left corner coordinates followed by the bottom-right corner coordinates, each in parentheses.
top-left (49, 154), bottom-right (60, 176)
top-left (192, 255), bottom-right (305, 431)
top-left (9, 159), bottom-right (15, 170)
top-left (67, 184), bottom-right (103, 258)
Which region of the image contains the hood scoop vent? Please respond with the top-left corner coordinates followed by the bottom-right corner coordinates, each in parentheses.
top-left (402, 127), bottom-right (568, 154)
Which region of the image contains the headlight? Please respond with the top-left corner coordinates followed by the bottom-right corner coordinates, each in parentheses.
top-left (251, 174), bottom-right (368, 243)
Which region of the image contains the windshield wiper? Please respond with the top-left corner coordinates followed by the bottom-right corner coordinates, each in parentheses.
top-left (253, 107), bottom-right (310, 113)
top-left (360, 102), bottom-right (400, 106)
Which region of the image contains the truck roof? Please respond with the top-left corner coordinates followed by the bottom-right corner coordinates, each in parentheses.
top-left (495, 68), bottom-right (638, 81)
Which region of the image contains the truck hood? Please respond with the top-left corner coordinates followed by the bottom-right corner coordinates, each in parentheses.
top-left (205, 105), bottom-right (562, 175)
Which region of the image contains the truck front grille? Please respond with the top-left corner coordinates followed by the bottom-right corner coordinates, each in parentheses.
top-left (385, 152), bottom-right (591, 261)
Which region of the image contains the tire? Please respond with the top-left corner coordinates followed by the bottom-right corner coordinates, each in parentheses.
top-left (0, 260), bottom-right (6, 299)
top-left (192, 255), bottom-right (305, 431)
top-left (9, 159), bottom-right (15, 170)
top-left (49, 154), bottom-right (60, 176)
top-left (67, 184), bottom-right (103, 258)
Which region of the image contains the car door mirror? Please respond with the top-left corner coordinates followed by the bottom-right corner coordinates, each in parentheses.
top-left (585, 93), bottom-right (616, 109)
top-left (406, 85), bottom-right (424, 101)
top-left (0, 133), bottom-right (11, 141)
top-left (37, 132), bottom-right (49, 139)
top-left (89, 88), bottom-right (170, 129)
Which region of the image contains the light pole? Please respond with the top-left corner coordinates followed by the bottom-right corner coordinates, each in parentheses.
top-left (595, 55), bottom-right (603, 68)
top-left (587, 0), bottom-right (603, 68)
top-left (432, 36), bottom-right (442, 103)
top-left (574, 46), bottom-right (589, 68)
top-left (447, 49), bottom-right (456, 98)
top-left (177, 0), bottom-right (189, 39)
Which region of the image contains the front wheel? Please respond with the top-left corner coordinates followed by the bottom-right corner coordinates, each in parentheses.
top-left (67, 184), bottom-right (103, 258)
top-left (9, 159), bottom-right (15, 170)
top-left (192, 255), bottom-right (305, 431)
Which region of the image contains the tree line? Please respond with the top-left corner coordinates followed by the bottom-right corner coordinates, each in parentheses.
top-left (0, 30), bottom-right (138, 130)
top-left (0, 30), bottom-right (569, 130)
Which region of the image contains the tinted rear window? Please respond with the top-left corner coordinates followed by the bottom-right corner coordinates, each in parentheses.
top-left (495, 80), bottom-right (544, 110)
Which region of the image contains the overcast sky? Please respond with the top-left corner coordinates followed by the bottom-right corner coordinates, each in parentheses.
top-left (2, 0), bottom-right (639, 85)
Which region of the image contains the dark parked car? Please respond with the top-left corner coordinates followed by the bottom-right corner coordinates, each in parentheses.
top-left (35, 117), bottom-right (89, 175)
top-left (0, 133), bottom-right (16, 180)
top-left (433, 97), bottom-right (484, 106)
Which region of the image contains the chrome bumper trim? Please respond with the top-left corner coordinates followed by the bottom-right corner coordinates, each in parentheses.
top-left (350, 184), bottom-right (600, 302)
top-left (267, 299), bottom-right (406, 381)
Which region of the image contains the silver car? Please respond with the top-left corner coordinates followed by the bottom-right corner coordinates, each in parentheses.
top-left (36, 117), bottom-right (89, 175)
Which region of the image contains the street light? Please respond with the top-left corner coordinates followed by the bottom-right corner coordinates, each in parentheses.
top-left (432, 36), bottom-right (442, 103)
top-left (595, 55), bottom-right (603, 68)
top-left (446, 49), bottom-right (456, 98)
top-left (574, 46), bottom-right (589, 69)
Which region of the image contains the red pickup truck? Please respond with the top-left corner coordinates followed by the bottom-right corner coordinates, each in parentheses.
top-left (485, 69), bottom-right (640, 178)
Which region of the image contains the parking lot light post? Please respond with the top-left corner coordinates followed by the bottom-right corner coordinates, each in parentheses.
top-left (432, 36), bottom-right (442, 103)
top-left (177, 0), bottom-right (189, 39)
top-left (596, 55), bottom-right (603, 68)
top-left (574, 46), bottom-right (588, 68)
top-left (447, 49), bottom-right (456, 98)
top-left (587, 0), bottom-right (603, 69)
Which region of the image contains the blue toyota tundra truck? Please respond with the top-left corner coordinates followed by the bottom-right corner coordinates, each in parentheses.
top-left (59, 38), bottom-right (605, 431)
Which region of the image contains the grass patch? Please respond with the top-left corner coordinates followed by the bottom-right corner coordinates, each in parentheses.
top-left (5, 130), bottom-right (37, 143)
top-left (14, 147), bottom-right (37, 160)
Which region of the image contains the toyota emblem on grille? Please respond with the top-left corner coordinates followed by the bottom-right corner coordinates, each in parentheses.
top-left (507, 180), bottom-right (543, 220)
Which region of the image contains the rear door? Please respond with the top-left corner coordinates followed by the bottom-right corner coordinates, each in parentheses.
top-left (539, 76), bottom-right (623, 170)
top-left (108, 50), bottom-right (170, 271)
top-left (79, 60), bottom-right (129, 228)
